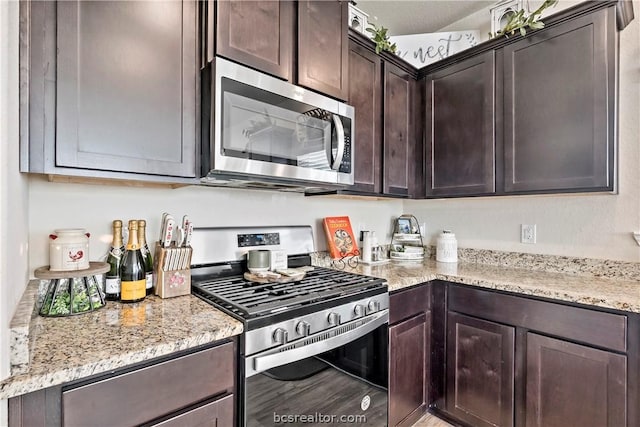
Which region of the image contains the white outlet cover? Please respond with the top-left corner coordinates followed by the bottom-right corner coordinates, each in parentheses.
top-left (521, 224), bottom-right (536, 244)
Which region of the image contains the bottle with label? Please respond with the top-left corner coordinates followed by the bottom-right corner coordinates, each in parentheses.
top-left (138, 219), bottom-right (154, 296)
top-left (105, 220), bottom-right (124, 301)
top-left (120, 220), bottom-right (146, 303)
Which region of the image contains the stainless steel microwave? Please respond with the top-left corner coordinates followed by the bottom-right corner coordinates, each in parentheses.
top-left (202, 57), bottom-right (355, 190)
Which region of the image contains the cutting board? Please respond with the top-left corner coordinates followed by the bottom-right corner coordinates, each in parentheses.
top-left (243, 270), bottom-right (305, 284)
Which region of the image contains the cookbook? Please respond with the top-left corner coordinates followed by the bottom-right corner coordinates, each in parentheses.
top-left (323, 216), bottom-right (359, 259)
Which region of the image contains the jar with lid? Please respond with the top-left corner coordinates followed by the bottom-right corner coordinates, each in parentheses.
top-left (49, 229), bottom-right (90, 271)
top-left (436, 230), bottom-right (458, 263)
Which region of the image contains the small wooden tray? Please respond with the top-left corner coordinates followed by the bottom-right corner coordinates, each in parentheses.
top-left (34, 262), bottom-right (110, 279)
top-left (244, 271), bottom-right (306, 284)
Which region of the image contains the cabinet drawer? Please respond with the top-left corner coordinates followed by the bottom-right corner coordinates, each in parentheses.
top-left (149, 394), bottom-right (234, 427)
top-left (448, 285), bottom-right (626, 352)
top-left (390, 284), bottom-right (430, 324)
top-left (63, 342), bottom-right (234, 427)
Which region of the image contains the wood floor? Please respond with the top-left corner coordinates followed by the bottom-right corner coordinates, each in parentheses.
top-left (412, 413), bottom-right (456, 427)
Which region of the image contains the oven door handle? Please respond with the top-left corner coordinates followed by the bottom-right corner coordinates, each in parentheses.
top-left (247, 311), bottom-right (388, 376)
top-left (331, 114), bottom-right (346, 171)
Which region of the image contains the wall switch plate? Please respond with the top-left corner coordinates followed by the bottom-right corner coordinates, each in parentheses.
top-left (521, 224), bottom-right (536, 244)
top-left (632, 232), bottom-right (640, 246)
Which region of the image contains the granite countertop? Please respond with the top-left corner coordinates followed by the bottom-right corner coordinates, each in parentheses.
top-left (344, 259), bottom-right (640, 314)
top-left (0, 281), bottom-right (243, 400)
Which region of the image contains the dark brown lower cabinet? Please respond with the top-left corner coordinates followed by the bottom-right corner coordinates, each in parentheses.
top-left (525, 333), bottom-right (626, 427)
top-left (389, 285), bottom-right (431, 427)
top-left (435, 283), bottom-right (636, 427)
top-left (8, 340), bottom-right (236, 427)
top-left (446, 312), bottom-right (514, 427)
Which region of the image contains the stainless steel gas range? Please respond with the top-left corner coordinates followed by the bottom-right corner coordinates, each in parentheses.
top-left (190, 226), bottom-right (389, 426)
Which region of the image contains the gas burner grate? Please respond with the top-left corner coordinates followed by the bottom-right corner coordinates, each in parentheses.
top-left (192, 267), bottom-right (385, 319)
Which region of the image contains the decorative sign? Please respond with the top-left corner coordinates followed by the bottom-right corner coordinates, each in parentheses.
top-left (390, 31), bottom-right (480, 67)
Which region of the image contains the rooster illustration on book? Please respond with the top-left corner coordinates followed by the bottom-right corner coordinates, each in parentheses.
top-left (334, 229), bottom-right (354, 256)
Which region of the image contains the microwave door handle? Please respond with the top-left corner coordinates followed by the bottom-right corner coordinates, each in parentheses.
top-left (331, 114), bottom-right (345, 170)
top-left (247, 311), bottom-right (388, 376)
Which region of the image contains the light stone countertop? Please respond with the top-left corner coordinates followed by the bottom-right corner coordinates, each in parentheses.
top-left (341, 259), bottom-right (640, 313)
top-left (0, 281), bottom-right (243, 400)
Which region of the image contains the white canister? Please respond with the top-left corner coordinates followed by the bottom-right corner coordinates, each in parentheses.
top-left (49, 229), bottom-right (90, 271)
top-left (436, 230), bottom-right (458, 263)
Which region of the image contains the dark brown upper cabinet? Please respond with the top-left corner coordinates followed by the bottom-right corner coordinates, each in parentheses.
top-left (298, 1), bottom-right (349, 101)
top-left (21, 1), bottom-right (199, 182)
top-left (348, 43), bottom-right (382, 193)
top-left (384, 62), bottom-right (416, 196)
top-left (418, 1), bottom-right (625, 199)
top-left (344, 34), bottom-right (420, 198)
top-left (503, 7), bottom-right (615, 194)
top-left (216, 1), bottom-right (294, 81)
top-left (424, 52), bottom-right (496, 197)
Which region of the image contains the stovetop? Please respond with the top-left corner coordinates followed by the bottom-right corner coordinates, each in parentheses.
top-left (192, 266), bottom-right (386, 327)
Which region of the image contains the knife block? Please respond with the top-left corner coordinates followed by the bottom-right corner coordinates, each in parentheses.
top-left (153, 242), bottom-right (192, 299)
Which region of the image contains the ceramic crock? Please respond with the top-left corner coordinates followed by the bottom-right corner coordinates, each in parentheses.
top-left (49, 229), bottom-right (90, 271)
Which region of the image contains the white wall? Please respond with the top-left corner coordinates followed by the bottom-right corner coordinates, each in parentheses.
top-left (0, 0), bottom-right (30, 424)
top-left (409, 2), bottom-right (640, 262)
top-left (28, 178), bottom-right (403, 272)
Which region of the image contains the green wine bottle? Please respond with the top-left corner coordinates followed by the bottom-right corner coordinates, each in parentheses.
top-left (120, 220), bottom-right (146, 303)
top-left (138, 219), bottom-right (154, 296)
top-left (105, 220), bottom-right (124, 301)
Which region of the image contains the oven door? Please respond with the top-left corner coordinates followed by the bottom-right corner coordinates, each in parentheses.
top-left (212, 57), bottom-right (354, 186)
top-left (244, 311), bottom-right (388, 426)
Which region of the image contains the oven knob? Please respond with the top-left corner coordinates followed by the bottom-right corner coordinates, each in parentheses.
top-left (296, 321), bottom-right (311, 337)
top-left (354, 304), bottom-right (366, 317)
top-left (328, 312), bottom-right (341, 326)
top-left (368, 300), bottom-right (381, 313)
top-left (272, 328), bottom-right (288, 344)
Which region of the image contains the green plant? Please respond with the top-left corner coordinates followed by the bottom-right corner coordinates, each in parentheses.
top-left (490, 0), bottom-right (558, 39)
top-left (366, 23), bottom-right (397, 55)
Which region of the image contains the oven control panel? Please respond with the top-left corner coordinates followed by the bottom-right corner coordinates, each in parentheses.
top-left (237, 232), bottom-right (280, 247)
top-left (245, 292), bottom-right (389, 356)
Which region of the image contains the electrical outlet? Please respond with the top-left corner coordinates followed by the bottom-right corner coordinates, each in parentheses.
top-left (521, 224), bottom-right (536, 244)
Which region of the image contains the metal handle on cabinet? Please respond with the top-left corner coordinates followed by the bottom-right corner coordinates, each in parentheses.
top-left (247, 311), bottom-right (388, 376)
top-left (331, 114), bottom-right (345, 171)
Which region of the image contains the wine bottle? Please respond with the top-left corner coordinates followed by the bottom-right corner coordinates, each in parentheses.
top-left (138, 219), bottom-right (154, 296)
top-left (105, 220), bottom-right (124, 301)
top-left (120, 220), bottom-right (146, 303)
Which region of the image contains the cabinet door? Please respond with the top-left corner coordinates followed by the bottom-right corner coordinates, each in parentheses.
top-left (389, 313), bottom-right (430, 427)
top-left (446, 312), bottom-right (514, 427)
top-left (298, 0), bottom-right (349, 100)
top-left (348, 41), bottom-right (382, 193)
top-left (55, 1), bottom-right (197, 177)
top-left (526, 333), bottom-right (626, 427)
top-left (425, 52), bottom-right (495, 196)
top-left (383, 62), bottom-right (414, 196)
top-left (503, 7), bottom-right (615, 193)
top-left (216, 1), bottom-right (293, 81)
